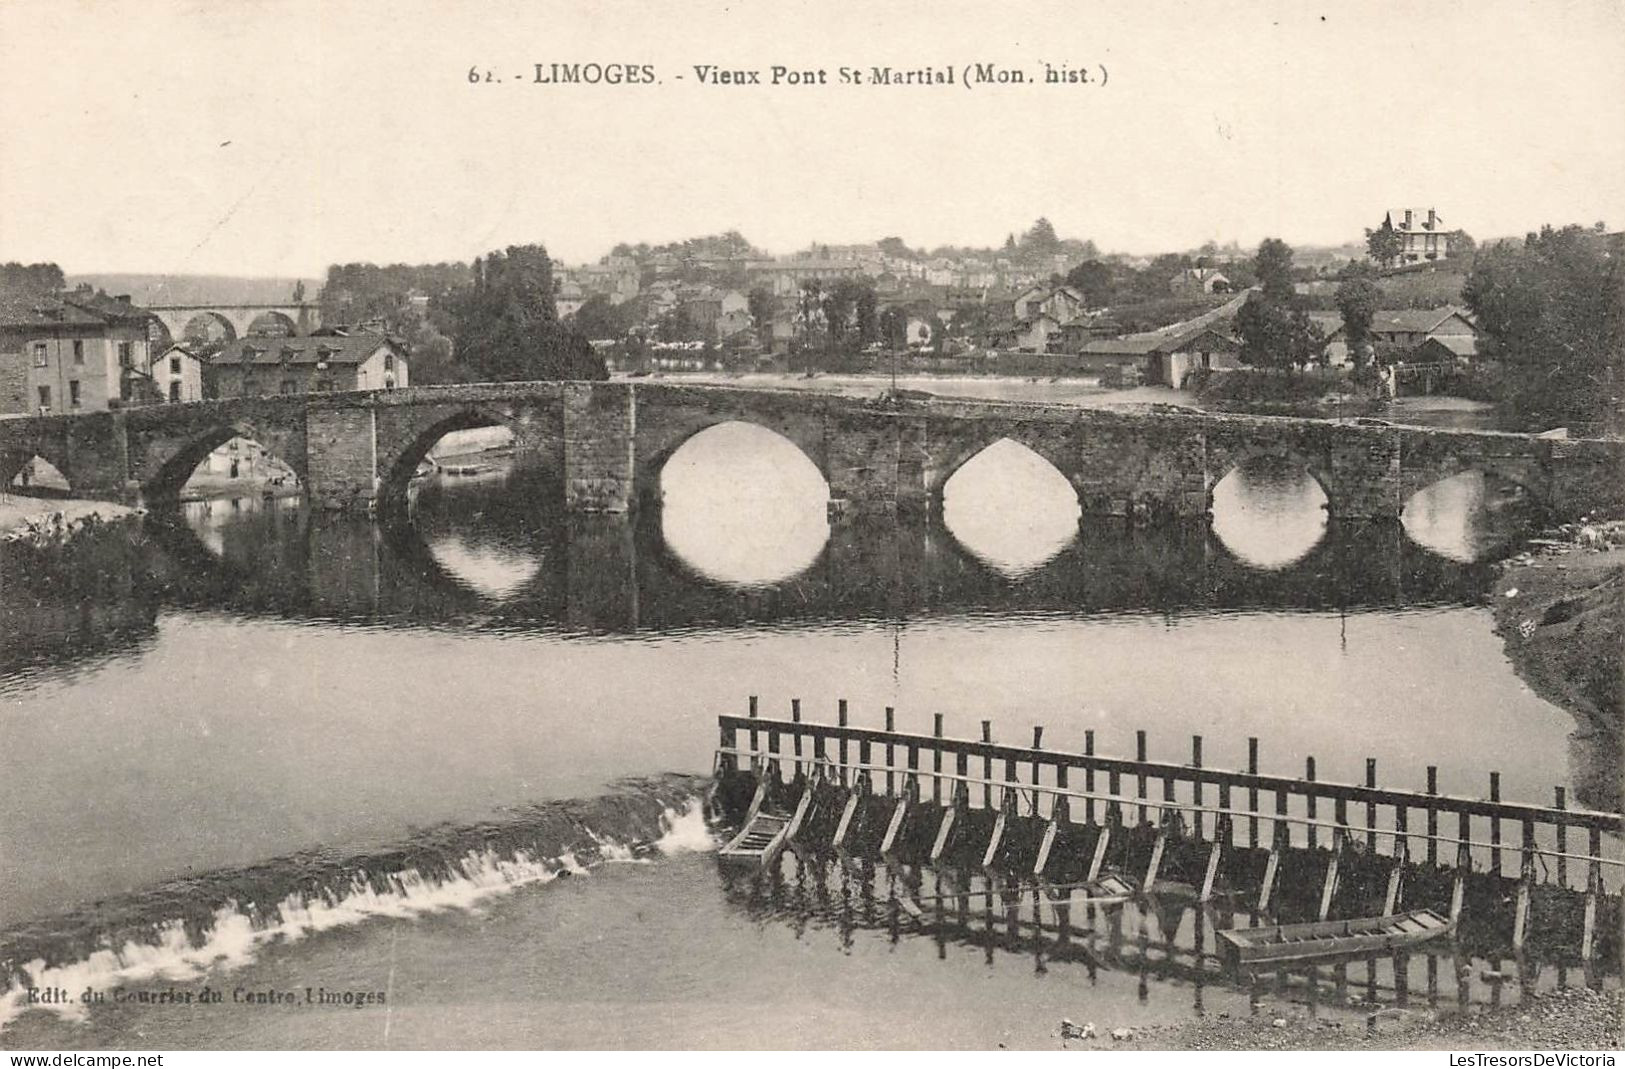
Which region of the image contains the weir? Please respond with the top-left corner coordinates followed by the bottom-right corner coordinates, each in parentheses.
top-left (712, 699), bottom-right (1623, 1007)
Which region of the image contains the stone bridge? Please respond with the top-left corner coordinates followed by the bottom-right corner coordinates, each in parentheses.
top-left (0, 381), bottom-right (1621, 521)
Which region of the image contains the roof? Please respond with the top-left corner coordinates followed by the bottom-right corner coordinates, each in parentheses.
top-left (213, 334), bottom-right (399, 367)
top-left (0, 290), bottom-right (154, 329)
top-left (1416, 335), bottom-right (1477, 357)
top-left (1388, 208), bottom-right (1444, 232)
top-left (1371, 307), bottom-right (1472, 334)
top-left (1081, 290), bottom-right (1253, 355)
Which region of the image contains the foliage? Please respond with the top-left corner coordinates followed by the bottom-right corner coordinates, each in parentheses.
top-left (1444, 229), bottom-right (1475, 260)
top-left (0, 262), bottom-right (65, 296)
top-left (746, 287), bottom-right (775, 343)
top-left (317, 260), bottom-right (469, 382)
top-left (570, 293), bottom-right (638, 340)
top-left (1062, 260), bottom-right (1116, 307)
top-left (446, 245), bottom-right (606, 382)
top-left (1366, 215), bottom-right (1403, 269)
top-left (1333, 270), bottom-right (1382, 371)
top-left (1463, 223), bottom-right (1622, 430)
top-left (1237, 239), bottom-right (1325, 370)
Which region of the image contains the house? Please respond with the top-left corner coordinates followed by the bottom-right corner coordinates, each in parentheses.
top-left (1168, 267), bottom-right (1232, 295)
top-left (1388, 208), bottom-right (1450, 262)
top-left (990, 313), bottom-right (1062, 353)
top-left (1318, 306), bottom-right (1478, 361)
top-left (1054, 314), bottom-right (1123, 354)
top-left (149, 344), bottom-right (205, 403)
top-left (555, 280), bottom-right (587, 319)
top-left (1410, 335), bottom-right (1478, 363)
top-left (0, 288), bottom-right (155, 414)
top-left (209, 333), bottom-right (407, 398)
top-left (1079, 290), bottom-right (1250, 388)
top-left (1013, 284), bottom-right (1086, 323)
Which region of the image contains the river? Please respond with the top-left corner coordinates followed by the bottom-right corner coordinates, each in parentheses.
top-left (0, 419), bottom-right (1599, 1048)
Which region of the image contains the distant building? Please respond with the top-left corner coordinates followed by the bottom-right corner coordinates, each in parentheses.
top-left (990, 313), bottom-right (1062, 353)
top-left (149, 343), bottom-right (205, 403)
top-left (1318, 306), bottom-right (1478, 359)
top-left (0, 288), bottom-right (155, 414)
top-left (1387, 208), bottom-right (1450, 263)
top-left (1168, 267), bottom-right (1232, 295)
top-left (209, 333), bottom-right (407, 398)
top-left (1013, 284), bottom-right (1087, 323)
top-left (1079, 290), bottom-right (1251, 388)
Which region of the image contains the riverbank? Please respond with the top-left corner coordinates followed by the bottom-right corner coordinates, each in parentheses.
top-left (1491, 520), bottom-right (1624, 810)
top-left (1101, 986), bottom-right (1619, 1051)
top-left (0, 494), bottom-right (134, 542)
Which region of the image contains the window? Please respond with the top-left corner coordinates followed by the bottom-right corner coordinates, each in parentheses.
top-left (280, 379), bottom-right (299, 395)
top-left (69, 380), bottom-right (81, 407)
top-left (383, 352), bottom-right (395, 371)
top-left (169, 381), bottom-right (182, 402)
top-left (32, 342), bottom-right (47, 367)
top-left (384, 376), bottom-right (396, 389)
top-left (315, 378), bottom-right (335, 392)
top-left (118, 342), bottom-right (133, 367)
top-left (170, 356), bottom-right (181, 374)
top-left (73, 340), bottom-right (85, 365)
top-left (36, 385), bottom-right (50, 412)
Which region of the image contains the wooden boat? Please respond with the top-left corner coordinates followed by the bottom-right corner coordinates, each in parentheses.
top-left (1075, 873), bottom-right (1137, 907)
top-left (1218, 908), bottom-right (1454, 967)
top-left (718, 810), bottom-right (791, 867)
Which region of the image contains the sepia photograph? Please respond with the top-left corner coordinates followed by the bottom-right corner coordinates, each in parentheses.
top-left (0, 0), bottom-right (1621, 1058)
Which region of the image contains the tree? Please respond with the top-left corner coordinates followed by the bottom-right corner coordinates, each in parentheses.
top-left (1022, 217), bottom-right (1060, 254)
top-left (1237, 239), bottom-right (1324, 370)
top-left (1463, 223), bottom-right (1622, 429)
top-left (746, 287), bottom-right (775, 344)
top-left (1063, 260), bottom-right (1116, 307)
top-left (446, 245), bottom-right (606, 381)
top-left (876, 237), bottom-right (914, 260)
top-left (1333, 270), bottom-right (1382, 373)
top-left (0, 262), bottom-right (65, 296)
top-left (292, 280), bottom-right (306, 303)
top-left (570, 293), bottom-right (636, 340)
top-left (1366, 214), bottom-right (1403, 269)
top-left (1444, 229), bottom-right (1476, 260)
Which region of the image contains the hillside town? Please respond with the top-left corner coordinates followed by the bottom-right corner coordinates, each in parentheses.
top-left (1, 208), bottom-right (1620, 443)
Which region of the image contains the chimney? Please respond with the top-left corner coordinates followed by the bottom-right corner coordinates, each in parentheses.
top-left (1404, 209), bottom-right (1414, 228)
top-left (1427, 209), bottom-right (1437, 229)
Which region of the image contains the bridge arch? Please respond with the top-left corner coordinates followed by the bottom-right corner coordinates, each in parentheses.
top-left (634, 410), bottom-right (830, 511)
top-left (375, 405), bottom-right (548, 517)
top-left (1204, 442), bottom-right (1336, 516)
top-left (140, 419), bottom-right (306, 504)
top-left (242, 310), bottom-right (298, 337)
top-left (928, 429), bottom-right (1079, 508)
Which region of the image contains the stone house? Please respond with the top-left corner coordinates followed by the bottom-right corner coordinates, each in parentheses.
top-left (0, 289), bottom-right (154, 414)
top-left (1387, 208), bottom-right (1450, 262)
top-left (1168, 267), bottom-right (1232, 295)
top-left (149, 343), bottom-right (206, 403)
top-left (209, 333), bottom-right (407, 398)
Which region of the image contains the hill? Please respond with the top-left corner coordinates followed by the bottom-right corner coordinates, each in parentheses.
top-left (65, 273), bottom-right (322, 307)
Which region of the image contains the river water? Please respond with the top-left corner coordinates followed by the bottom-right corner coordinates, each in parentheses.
top-left (0, 420), bottom-right (1599, 1048)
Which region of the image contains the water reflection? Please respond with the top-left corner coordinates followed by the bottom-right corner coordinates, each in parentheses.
top-left (659, 422), bottom-right (830, 589)
top-left (1210, 457), bottom-right (1329, 570)
top-left (1402, 471), bottom-right (1539, 563)
top-left (413, 470), bottom-right (545, 600)
top-left (941, 439), bottom-right (1080, 578)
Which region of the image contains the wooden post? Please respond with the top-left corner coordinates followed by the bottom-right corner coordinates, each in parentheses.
top-left (1088, 820), bottom-right (1112, 882)
top-left (1084, 729), bottom-right (1096, 826)
top-left (1426, 766), bottom-right (1439, 867)
top-left (767, 726), bottom-right (781, 785)
top-left (1031, 726), bottom-right (1044, 818)
top-left (790, 698), bottom-right (803, 778)
top-left (1259, 819), bottom-right (1285, 913)
top-left (1555, 787), bottom-right (1568, 889)
top-left (1513, 819), bottom-right (1535, 951)
top-left (1136, 730), bottom-right (1148, 825)
top-left (1247, 736), bottom-right (1260, 848)
top-left (748, 695), bottom-right (760, 764)
top-left (906, 743), bottom-right (920, 803)
top-left (932, 713), bottom-right (944, 805)
top-left (1305, 756), bottom-right (1318, 850)
top-left (1582, 827), bottom-right (1602, 981)
top-left (884, 706), bottom-right (896, 796)
top-left (1144, 813), bottom-right (1169, 891)
top-left (1489, 772), bottom-right (1502, 877)
top-left (1319, 826), bottom-right (1342, 921)
top-left (1386, 803), bottom-right (1408, 915)
top-left (1449, 812), bottom-right (1470, 925)
top-left (1365, 759), bottom-right (1378, 852)
top-left (1192, 735), bottom-right (1205, 840)
top-left (837, 699), bottom-right (849, 786)
top-left (980, 720), bottom-right (993, 811)
top-left (1200, 823), bottom-right (1224, 903)
top-left (719, 714), bottom-right (738, 776)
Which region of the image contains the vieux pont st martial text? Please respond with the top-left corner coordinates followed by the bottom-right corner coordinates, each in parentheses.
top-left (502, 61), bottom-right (1105, 87)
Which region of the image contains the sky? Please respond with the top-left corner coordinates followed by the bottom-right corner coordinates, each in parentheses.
top-left (2, 0), bottom-right (1622, 276)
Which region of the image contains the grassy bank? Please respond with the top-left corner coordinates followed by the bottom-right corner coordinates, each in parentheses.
top-left (1491, 522), bottom-right (1624, 810)
top-left (0, 494), bottom-right (134, 542)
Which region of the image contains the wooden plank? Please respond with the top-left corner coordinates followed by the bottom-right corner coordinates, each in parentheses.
top-left (1319, 827), bottom-right (1343, 922)
top-left (1259, 848), bottom-right (1281, 913)
top-left (982, 811), bottom-right (1006, 871)
top-left (930, 806), bottom-right (955, 864)
top-left (1033, 819), bottom-right (1059, 878)
top-left (832, 792), bottom-right (859, 851)
top-left (1143, 823), bottom-right (1168, 891)
top-left (785, 788), bottom-right (813, 842)
top-left (1200, 838), bottom-right (1223, 903)
top-left (1087, 824), bottom-right (1111, 882)
top-left (880, 796), bottom-right (908, 856)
